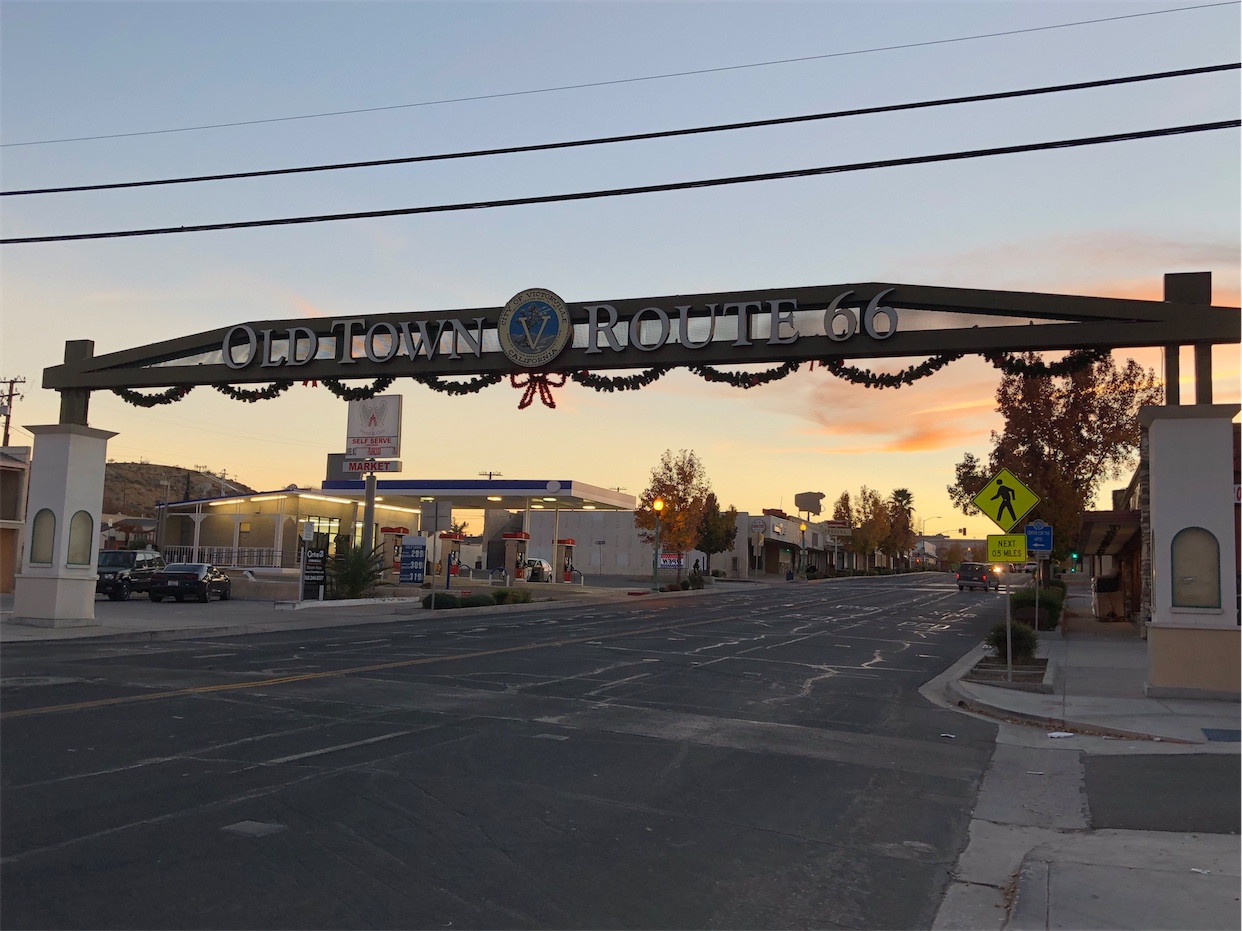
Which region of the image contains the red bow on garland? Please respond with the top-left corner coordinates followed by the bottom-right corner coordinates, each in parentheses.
top-left (511, 372), bottom-right (566, 409)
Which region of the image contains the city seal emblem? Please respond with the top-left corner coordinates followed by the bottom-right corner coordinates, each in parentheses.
top-left (498, 288), bottom-right (572, 368)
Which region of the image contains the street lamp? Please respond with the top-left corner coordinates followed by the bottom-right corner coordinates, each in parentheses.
top-left (651, 499), bottom-right (664, 591)
top-left (799, 521), bottom-right (807, 577)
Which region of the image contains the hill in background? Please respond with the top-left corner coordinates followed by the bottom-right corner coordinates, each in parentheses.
top-left (104, 462), bottom-right (258, 516)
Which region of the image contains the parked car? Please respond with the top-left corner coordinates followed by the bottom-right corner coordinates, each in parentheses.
top-left (956, 562), bottom-right (1000, 592)
top-left (96, 550), bottom-right (165, 601)
top-left (522, 558), bottom-right (554, 582)
top-left (1024, 562), bottom-right (1039, 574)
top-left (148, 563), bottom-right (232, 602)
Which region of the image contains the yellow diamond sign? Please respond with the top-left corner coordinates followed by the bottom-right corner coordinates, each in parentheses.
top-left (972, 468), bottom-right (1040, 533)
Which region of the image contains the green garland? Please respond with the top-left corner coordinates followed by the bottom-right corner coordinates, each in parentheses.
top-left (112, 385), bottom-right (195, 407)
top-left (211, 381), bottom-right (293, 402)
top-left (569, 368), bottom-right (670, 392)
top-left (108, 347), bottom-right (1116, 411)
top-left (320, 377), bottom-right (396, 401)
top-left (687, 361), bottom-right (800, 388)
top-left (412, 373), bottom-right (505, 394)
top-left (984, 348), bottom-right (1110, 377)
top-left (822, 354), bottom-right (962, 389)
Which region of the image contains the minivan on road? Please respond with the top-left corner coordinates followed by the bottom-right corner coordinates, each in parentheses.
top-left (955, 562), bottom-right (1000, 592)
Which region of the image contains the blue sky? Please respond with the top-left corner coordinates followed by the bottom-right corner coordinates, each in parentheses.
top-left (2, 0), bottom-right (1238, 535)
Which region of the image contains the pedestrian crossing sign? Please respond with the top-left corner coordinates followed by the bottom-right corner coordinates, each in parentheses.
top-left (972, 468), bottom-right (1040, 533)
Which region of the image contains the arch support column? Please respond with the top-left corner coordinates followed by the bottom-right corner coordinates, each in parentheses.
top-left (12, 424), bottom-right (116, 626)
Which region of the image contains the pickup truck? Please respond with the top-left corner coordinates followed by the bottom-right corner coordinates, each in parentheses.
top-left (955, 562), bottom-right (999, 591)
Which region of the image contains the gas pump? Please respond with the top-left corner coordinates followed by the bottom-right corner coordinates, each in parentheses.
top-left (439, 532), bottom-right (464, 578)
top-left (380, 525), bottom-right (410, 573)
top-left (503, 532), bottom-right (530, 579)
top-left (556, 538), bottom-right (576, 581)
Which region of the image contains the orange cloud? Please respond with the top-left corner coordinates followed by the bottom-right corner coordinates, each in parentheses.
top-left (904, 232), bottom-right (1240, 306)
top-left (285, 294), bottom-right (329, 318)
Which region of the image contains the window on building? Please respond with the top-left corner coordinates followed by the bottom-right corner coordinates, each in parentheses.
top-left (1171, 526), bottom-right (1220, 609)
top-left (30, 508), bottom-right (55, 564)
top-left (66, 510), bottom-right (94, 566)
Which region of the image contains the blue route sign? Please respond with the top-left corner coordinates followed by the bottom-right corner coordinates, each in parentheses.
top-left (1025, 520), bottom-right (1053, 553)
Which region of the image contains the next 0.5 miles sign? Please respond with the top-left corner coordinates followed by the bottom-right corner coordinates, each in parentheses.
top-left (987, 535), bottom-right (1027, 563)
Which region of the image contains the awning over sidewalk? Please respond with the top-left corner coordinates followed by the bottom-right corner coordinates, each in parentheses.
top-left (1076, 509), bottom-right (1141, 558)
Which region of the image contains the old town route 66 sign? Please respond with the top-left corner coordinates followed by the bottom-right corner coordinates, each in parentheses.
top-left (498, 288), bottom-right (572, 368)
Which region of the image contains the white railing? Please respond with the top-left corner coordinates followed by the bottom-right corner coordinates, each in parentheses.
top-left (163, 546), bottom-right (282, 567)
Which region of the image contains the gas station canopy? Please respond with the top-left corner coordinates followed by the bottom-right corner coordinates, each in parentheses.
top-left (318, 478), bottom-right (636, 512)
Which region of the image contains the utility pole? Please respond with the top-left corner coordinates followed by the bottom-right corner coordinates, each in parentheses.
top-left (0, 376), bottom-right (26, 446)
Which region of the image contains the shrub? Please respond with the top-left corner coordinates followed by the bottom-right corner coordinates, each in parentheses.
top-left (680, 579), bottom-right (690, 590)
top-left (688, 573), bottom-right (705, 590)
top-left (986, 621), bottom-right (1039, 664)
top-left (422, 592), bottom-right (460, 610)
top-left (493, 588), bottom-right (531, 605)
top-left (460, 593), bottom-right (496, 608)
top-left (1010, 585), bottom-right (1065, 630)
top-left (327, 544), bottom-right (385, 599)
top-left (711, 569), bottom-right (725, 578)
top-left (660, 583), bottom-right (680, 592)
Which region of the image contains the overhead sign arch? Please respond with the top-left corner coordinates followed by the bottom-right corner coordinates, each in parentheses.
top-left (41, 276), bottom-right (1239, 418)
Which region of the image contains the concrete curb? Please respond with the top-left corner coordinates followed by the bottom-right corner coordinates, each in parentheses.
top-left (943, 677), bottom-right (1192, 743)
top-left (1005, 856), bottom-right (1051, 931)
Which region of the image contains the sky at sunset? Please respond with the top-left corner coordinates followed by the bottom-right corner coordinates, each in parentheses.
top-left (2, 1), bottom-right (1238, 539)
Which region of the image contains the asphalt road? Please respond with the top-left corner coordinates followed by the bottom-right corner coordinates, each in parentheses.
top-left (2, 574), bottom-right (1006, 930)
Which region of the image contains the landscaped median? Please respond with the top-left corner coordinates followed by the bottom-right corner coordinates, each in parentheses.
top-left (420, 588), bottom-right (533, 610)
top-left (957, 580), bottom-right (1068, 694)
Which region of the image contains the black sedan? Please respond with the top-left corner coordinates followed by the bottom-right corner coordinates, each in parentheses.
top-left (148, 563), bottom-right (232, 603)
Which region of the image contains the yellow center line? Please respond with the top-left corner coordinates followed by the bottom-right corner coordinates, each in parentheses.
top-left (0, 611), bottom-right (725, 720)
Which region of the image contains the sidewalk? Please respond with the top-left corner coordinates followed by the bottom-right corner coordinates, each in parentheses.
top-left (925, 580), bottom-right (1240, 931)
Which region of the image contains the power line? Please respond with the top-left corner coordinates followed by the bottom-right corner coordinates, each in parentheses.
top-left (6, 63), bottom-right (1235, 198)
top-left (3, 120), bottom-right (1235, 246)
top-left (4, 1), bottom-right (1235, 149)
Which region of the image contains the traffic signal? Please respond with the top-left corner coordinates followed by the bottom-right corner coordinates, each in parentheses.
top-left (959, 528), bottom-right (967, 535)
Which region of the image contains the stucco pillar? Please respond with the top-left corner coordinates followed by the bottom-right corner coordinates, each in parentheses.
top-left (1141, 403), bottom-right (1240, 699)
top-left (12, 424), bottom-right (117, 626)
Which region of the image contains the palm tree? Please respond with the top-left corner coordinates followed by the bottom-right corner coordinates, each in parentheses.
top-left (888, 489), bottom-right (916, 572)
top-left (890, 488), bottom-right (914, 517)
